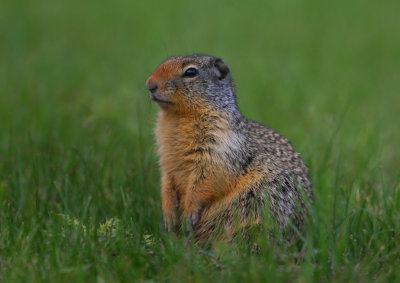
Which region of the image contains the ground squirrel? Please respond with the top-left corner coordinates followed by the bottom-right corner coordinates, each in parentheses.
top-left (146, 55), bottom-right (312, 243)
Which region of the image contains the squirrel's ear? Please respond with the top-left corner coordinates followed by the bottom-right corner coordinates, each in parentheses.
top-left (213, 58), bottom-right (230, 80)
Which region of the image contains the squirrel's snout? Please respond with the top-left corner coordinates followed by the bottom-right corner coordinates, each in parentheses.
top-left (148, 83), bottom-right (158, 94)
top-left (146, 79), bottom-right (159, 94)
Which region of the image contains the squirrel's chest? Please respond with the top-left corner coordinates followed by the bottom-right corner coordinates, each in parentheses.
top-left (155, 113), bottom-right (232, 179)
top-left (156, 117), bottom-right (212, 165)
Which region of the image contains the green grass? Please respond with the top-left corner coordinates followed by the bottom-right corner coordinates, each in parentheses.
top-left (1, 0), bottom-right (400, 281)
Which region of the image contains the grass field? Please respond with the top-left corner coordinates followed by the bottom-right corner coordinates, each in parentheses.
top-left (1, 0), bottom-right (400, 281)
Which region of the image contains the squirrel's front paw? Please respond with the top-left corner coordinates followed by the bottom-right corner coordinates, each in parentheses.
top-left (186, 206), bottom-right (203, 231)
top-left (164, 218), bottom-right (177, 233)
top-left (163, 198), bottom-right (179, 232)
top-left (164, 211), bottom-right (178, 233)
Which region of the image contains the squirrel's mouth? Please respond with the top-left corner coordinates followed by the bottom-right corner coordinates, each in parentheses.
top-left (150, 94), bottom-right (173, 106)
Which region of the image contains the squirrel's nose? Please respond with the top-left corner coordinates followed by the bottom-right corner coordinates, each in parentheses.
top-left (146, 78), bottom-right (159, 94)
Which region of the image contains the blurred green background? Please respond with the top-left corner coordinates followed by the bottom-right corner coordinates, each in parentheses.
top-left (1, 0), bottom-right (399, 281)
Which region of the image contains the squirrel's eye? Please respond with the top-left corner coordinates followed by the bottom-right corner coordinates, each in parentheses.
top-left (183, 67), bottom-right (198, 78)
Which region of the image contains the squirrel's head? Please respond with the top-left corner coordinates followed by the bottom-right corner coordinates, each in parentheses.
top-left (146, 55), bottom-right (237, 114)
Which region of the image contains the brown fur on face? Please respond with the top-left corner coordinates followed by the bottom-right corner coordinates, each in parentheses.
top-left (146, 57), bottom-right (202, 113)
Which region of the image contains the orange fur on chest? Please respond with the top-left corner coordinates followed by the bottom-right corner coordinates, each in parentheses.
top-left (156, 109), bottom-right (233, 200)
